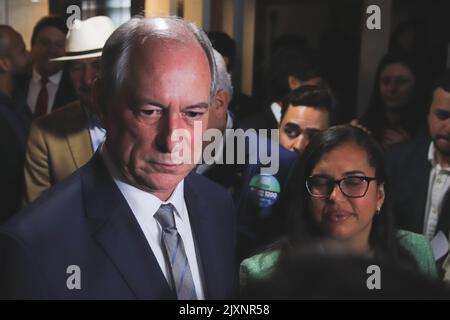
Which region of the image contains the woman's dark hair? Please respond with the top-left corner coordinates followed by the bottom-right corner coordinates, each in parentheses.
top-left (281, 125), bottom-right (415, 265)
top-left (359, 53), bottom-right (425, 143)
top-left (280, 84), bottom-right (336, 125)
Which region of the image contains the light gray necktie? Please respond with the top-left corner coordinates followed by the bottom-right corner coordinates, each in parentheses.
top-left (154, 203), bottom-right (197, 300)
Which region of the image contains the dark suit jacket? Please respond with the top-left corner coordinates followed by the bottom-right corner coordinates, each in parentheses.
top-left (0, 93), bottom-right (28, 223)
top-left (0, 154), bottom-right (237, 299)
top-left (235, 144), bottom-right (298, 259)
top-left (386, 134), bottom-right (450, 237)
top-left (16, 67), bottom-right (77, 124)
top-left (49, 68), bottom-right (77, 112)
top-left (200, 125), bottom-right (298, 260)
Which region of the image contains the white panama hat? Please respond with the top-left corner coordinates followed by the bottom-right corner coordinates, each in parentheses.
top-left (51, 16), bottom-right (115, 61)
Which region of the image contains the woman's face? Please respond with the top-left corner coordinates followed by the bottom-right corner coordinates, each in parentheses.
top-left (308, 143), bottom-right (385, 248)
top-left (379, 63), bottom-right (415, 110)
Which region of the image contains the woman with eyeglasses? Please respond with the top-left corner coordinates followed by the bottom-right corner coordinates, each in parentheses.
top-left (240, 125), bottom-right (437, 291)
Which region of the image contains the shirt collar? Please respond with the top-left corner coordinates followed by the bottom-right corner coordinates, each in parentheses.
top-left (83, 104), bottom-right (103, 130)
top-left (270, 102), bottom-right (282, 124)
top-left (100, 145), bottom-right (186, 221)
top-left (428, 142), bottom-right (435, 165)
top-left (226, 111), bottom-right (234, 130)
top-left (428, 142), bottom-right (450, 172)
top-left (32, 68), bottom-right (63, 85)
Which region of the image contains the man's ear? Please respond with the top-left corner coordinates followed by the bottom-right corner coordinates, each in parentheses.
top-left (0, 57), bottom-right (12, 73)
top-left (376, 183), bottom-right (385, 212)
top-left (288, 75), bottom-right (302, 90)
top-left (213, 89), bottom-right (230, 113)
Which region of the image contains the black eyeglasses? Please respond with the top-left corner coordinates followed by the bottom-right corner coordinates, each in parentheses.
top-left (306, 175), bottom-right (377, 198)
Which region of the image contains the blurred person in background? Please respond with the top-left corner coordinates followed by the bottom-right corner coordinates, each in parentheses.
top-left (0, 25), bottom-right (30, 222)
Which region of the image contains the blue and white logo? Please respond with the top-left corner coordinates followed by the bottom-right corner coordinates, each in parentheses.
top-left (249, 174), bottom-right (281, 208)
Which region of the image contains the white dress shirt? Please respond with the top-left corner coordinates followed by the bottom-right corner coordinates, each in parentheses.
top-left (423, 142), bottom-right (450, 240)
top-left (270, 102), bottom-right (282, 124)
top-left (27, 69), bottom-right (63, 114)
top-left (101, 147), bottom-right (206, 299)
top-left (84, 105), bottom-right (106, 152)
top-left (88, 125), bottom-right (106, 152)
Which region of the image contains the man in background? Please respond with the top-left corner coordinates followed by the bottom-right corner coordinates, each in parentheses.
top-left (387, 70), bottom-right (450, 274)
top-left (19, 16), bottom-right (76, 121)
top-left (0, 25), bottom-right (30, 221)
top-left (23, 16), bottom-right (115, 205)
top-left (279, 85), bottom-right (334, 154)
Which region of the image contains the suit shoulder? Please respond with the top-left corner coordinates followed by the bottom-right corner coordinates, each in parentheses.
top-left (1, 169), bottom-right (84, 240)
top-left (386, 136), bottom-right (430, 164)
top-left (386, 140), bottom-right (415, 157)
top-left (187, 172), bottom-right (232, 198)
top-left (32, 101), bottom-right (82, 130)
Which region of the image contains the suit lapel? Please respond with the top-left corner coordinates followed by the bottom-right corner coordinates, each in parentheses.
top-left (411, 160), bottom-right (431, 232)
top-left (437, 187), bottom-right (450, 235)
top-left (184, 175), bottom-right (230, 299)
top-left (63, 103), bottom-right (94, 168)
top-left (412, 139), bottom-right (434, 232)
top-left (53, 68), bottom-right (77, 110)
top-left (82, 154), bottom-right (174, 299)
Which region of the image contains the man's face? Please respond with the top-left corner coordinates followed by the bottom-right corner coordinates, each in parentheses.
top-left (103, 40), bottom-right (211, 200)
top-left (379, 63), bottom-right (415, 109)
top-left (428, 88), bottom-right (450, 158)
top-left (31, 26), bottom-right (66, 76)
top-left (279, 105), bottom-right (329, 153)
top-left (9, 31), bottom-right (30, 75)
top-left (69, 58), bottom-right (100, 108)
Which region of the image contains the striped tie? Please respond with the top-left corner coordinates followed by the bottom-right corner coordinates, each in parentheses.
top-left (154, 203), bottom-right (197, 300)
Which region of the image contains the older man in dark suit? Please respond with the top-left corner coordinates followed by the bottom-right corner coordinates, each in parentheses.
top-left (0, 16), bottom-right (237, 300)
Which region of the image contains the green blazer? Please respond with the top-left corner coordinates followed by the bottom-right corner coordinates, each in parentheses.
top-left (240, 230), bottom-right (437, 287)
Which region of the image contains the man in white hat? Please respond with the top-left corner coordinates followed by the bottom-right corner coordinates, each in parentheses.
top-left (22, 16), bottom-right (115, 205)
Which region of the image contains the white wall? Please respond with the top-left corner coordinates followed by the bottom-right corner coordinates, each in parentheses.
top-left (0, 0), bottom-right (49, 49)
top-left (356, 0), bottom-right (392, 117)
top-left (0, 0), bottom-right (7, 25)
top-left (145, 0), bottom-right (177, 16)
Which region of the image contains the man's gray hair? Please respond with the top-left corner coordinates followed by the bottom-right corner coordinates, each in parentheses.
top-left (100, 16), bottom-right (217, 100)
top-left (213, 49), bottom-right (233, 98)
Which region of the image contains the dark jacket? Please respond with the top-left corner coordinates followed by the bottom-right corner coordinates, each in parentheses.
top-left (386, 133), bottom-right (450, 237)
top-left (0, 153), bottom-right (237, 299)
top-left (0, 93), bottom-right (27, 222)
